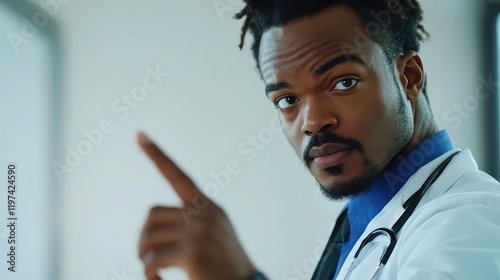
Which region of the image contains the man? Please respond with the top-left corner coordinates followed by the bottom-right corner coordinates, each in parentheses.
top-left (137, 1), bottom-right (500, 279)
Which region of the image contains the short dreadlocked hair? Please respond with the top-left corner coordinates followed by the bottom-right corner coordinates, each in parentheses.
top-left (234, 0), bottom-right (429, 80)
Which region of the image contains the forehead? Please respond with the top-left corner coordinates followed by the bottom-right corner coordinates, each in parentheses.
top-left (258, 5), bottom-right (380, 82)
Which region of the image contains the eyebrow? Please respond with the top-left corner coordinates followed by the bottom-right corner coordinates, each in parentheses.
top-left (265, 82), bottom-right (292, 96)
top-left (265, 54), bottom-right (366, 96)
top-left (313, 54), bottom-right (365, 78)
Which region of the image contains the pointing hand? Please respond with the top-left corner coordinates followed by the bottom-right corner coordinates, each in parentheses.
top-left (137, 132), bottom-right (256, 280)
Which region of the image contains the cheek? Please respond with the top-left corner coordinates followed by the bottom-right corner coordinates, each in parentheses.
top-left (280, 114), bottom-right (303, 157)
top-left (340, 94), bottom-right (385, 137)
top-left (337, 91), bottom-right (395, 160)
top-left (359, 97), bottom-right (405, 160)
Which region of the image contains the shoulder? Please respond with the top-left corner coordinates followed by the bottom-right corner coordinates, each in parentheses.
top-left (394, 169), bottom-right (500, 279)
top-left (400, 167), bottom-right (500, 246)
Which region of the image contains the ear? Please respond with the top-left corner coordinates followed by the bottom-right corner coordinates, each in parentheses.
top-left (396, 51), bottom-right (425, 101)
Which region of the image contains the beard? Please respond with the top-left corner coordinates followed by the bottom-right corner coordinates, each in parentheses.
top-left (303, 138), bottom-right (382, 202)
top-left (316, 156), bottom-right (382, 201)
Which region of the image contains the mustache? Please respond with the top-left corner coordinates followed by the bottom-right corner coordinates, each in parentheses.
top-left (303, 133), bottom-right (364, 164)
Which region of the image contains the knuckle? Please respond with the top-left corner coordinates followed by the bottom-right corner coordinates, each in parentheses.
top-left (149, 205), bottom-right (164, 216)
top-left (210, 203), bottom-right (225, 216)
top-left (208, 206), bottom-right (227, 223)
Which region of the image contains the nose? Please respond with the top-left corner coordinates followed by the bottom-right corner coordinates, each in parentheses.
top-left (301, 97), bottom-right (338, 136)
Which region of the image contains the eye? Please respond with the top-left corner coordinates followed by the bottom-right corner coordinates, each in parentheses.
top-left (333, 78), bottom-right (359, 91)
top-left (275, 96), bottom-right (298, 109)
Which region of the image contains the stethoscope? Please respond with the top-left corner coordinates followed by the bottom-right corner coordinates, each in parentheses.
top-left (342, 151), bottom-right (460, 280)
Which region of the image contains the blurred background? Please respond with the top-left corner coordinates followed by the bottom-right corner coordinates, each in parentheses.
top-left (1, 0), bottom-right (499, 279)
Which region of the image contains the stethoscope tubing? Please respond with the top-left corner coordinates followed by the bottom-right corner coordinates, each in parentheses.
top-left (342, 151), bottom-right (460, 279)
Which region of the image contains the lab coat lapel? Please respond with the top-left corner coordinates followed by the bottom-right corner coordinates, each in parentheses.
top-left (335, 148), bottom-right (479, 279)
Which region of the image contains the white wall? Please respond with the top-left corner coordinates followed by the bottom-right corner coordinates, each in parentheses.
top-left (419, 0), bottom-right (490, 171)
top-left (49, 1), bottom-right (493, 279)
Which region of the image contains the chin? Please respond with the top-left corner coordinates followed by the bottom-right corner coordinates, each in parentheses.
top-left (318, 180), bottom-right (368, 201)
top-left (313, 162), bottom-right (381, 201)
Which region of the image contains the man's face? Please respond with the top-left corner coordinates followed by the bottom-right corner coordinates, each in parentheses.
top-left (258, 5), bottom-right (415, 200)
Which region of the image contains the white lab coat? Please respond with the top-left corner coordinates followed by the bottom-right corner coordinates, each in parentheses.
top-left (335, 148), bottom-right (500, 280)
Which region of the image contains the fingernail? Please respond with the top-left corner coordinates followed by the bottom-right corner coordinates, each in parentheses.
top-left (137, 131), bottom-right (152, 145)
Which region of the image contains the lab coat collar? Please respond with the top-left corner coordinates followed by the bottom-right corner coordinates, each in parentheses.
top-left (335, 148), bottom-right (481, 279)
top-left (398, 148), bottom-right (478, 213)
top-left (347, 130), bottom-right (454, 238)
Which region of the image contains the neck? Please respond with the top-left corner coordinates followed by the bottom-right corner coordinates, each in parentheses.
top-left (384, 95), bottom-right (439, 172)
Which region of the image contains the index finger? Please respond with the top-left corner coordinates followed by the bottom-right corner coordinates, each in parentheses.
top-left (137, 131), bottom-right (209, 205)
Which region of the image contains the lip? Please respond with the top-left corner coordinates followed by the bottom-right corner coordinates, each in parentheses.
top-left (309, 143), bottom-right (352, 158)
top-left (310, 144), bottom-right (352, 169)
